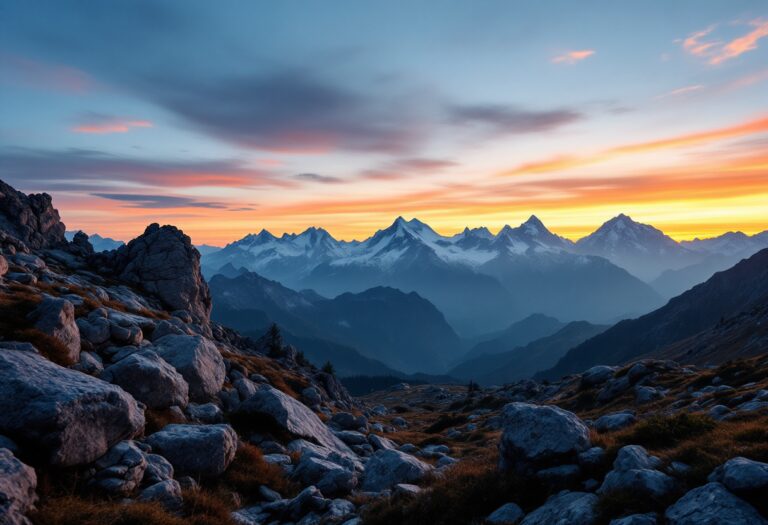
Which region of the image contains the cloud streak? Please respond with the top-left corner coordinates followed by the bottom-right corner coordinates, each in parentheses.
top-left (682, 20), bottom-right (768, 64)
top-left (92, 193), bottom-right (227, 209)
top-left (0, 147), bottom-right (290, 189)
top-left (447, 104), bottom-right (582, 136)
top-left (72, 113), bottom-right (152, 134)
top-left (294, 173), bottom-right (343, 184)
top-left (551, 50), bottom-right (595, 64)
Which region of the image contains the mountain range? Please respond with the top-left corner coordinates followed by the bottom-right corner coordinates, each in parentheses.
top-left (203, 215), bottom-right (750, 335)
top-left (209, 270), bottom-right (463, 374)
top-left (65, 231), bottom-right (124, 252)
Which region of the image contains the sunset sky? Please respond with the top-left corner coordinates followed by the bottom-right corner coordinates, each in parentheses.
top-left (1, 1), bottom-right (767, 245)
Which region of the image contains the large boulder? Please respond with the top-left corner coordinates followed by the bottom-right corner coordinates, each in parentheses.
top-left (0, 348), bottom-right (144, 466)
top-left (102, 350), bottom-right (189, 409)
top-left (96, 223), bottom-right (211, 322)
top-left (0, 448), bottom-right (37, 525)
top-left (27, 296), bottom-right (80, 363)
top-left (499, 403), bottom-right (591, 473)
top-left (520, 491), bottom-right (597, 525)
top-left (145, 424), bottom-right (237, 477)
top-left (599, 445), bottom-right (674, 498)
top-left (238, 385), bottom-right (354, 458)
top-left (153, 335), bottom-right (224, 401)
top-left (292, 455), bottom-right (358, 497)
top-left (665, 482), bottom-right (767, 525)
top-left (487, 502), bottom-right (525, 525)
top-left (708, 457), bottom-right (768, 495)
top-left (90, 441), bottom-right (147, 495)
top-left (0, 180), bottom-right (66, 250)
top-left (361, 449), bottom-right (432, 492)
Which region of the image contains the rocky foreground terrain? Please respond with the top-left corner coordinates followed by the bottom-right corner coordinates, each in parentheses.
top-left (1, 179), bottom-right (767, 525)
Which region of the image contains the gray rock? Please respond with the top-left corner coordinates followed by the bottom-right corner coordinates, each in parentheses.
top-left (0, 348), bottom-right (144, 466)
top-left (635, 386), bottom-right (663, 404)
top-left (27, 296), bottom-right (80, 363)
top-left (143, 453), bottom-right (175, 485)
top-left (187, 402), bottom-right (224, 423)
top-left (330, 412), bottom-right (368, 431)
top-left (613, 446), bottom-right (662, 471)
top-left (599, 468), bottom-right (676, 498)
top-left (239, 385), bottom-right (354, 458)
top-left (609, 514), bottom-right (657, 525)
top-left (536, 464), bottom-right (581, 485)
top-left (394, 483), bottom-right (422, 497)
top-left (154, 334), bottom-right (225, 401)
top-left (76, 315), bottom-right (111, 347)
top-left (580, 365), bottom-right (616, 387)
top-left (97, 223), bottom-right (211, 322)
top-left (361, 449), bottom-right (432, 491)
top-left (138, 479), bottom-right (183, 511)
top-left (146, 424), bottom-right (238, 477)
top-left (287, 439), bottom-right (362, 474)
top-left (91, 440), bottom-right (147, 495)
top-left (665, 482), bottom-right (768, 524)
top-left (520, 491), bottom-right (597, 525)
top-left (594, 411), bottom-right (636, 432)
top-left (597, 376), bottom-right (631, 403)
top-left (234, 377), bottom-right (258, 400)
top-left (369, 434), bottom-right (398, 451)
top-left (292, 456), bottom-right (357, 497)
top-left (487, 502), bottom-right (525, 524)
top-left (0, 180), bottom-right (66, 249)
top-left (578, 447), bottom-right (606, 469)
top-left (72, 351), bottom-right (104, 375)
top-left (0, 448), bottom-right (37, 525)
top-left (335, 430), bottom-right (368, 446)
top-left (708, 457), bottom-right (768, 494)
top-left (284, 485), bottom-right (329, 521)
top-left (102, 350), bottom-right (189, 409)
top-left (302, 387), bottom-right (322, 408)
top-left (499, 402), bottom-right (591, 473)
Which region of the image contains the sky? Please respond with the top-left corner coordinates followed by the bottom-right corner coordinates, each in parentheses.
top-left (1, 0), bottom-right (767, 245)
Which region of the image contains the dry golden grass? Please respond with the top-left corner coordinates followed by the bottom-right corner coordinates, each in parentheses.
top-left (144, 408), bottom-right (187, 435)
top-left (222, 351), bottom-right (309, 399)
top-left (31, 496), bottom-right (187, 525)
top-left (361, 451), bottom-right (549, 525)
top-left (219, 443), bottom-right (298, 501)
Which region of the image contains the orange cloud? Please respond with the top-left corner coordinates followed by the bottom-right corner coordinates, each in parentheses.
top-left (503, 114), bottom-right (768, 176)
top-left (654, 84), bottom-right (704, 99)
top-left (682, 20), bottom-right (768, 64)
top-left (551, 49), bottom-right (595, 64)
top-left (72, 119), bottom-right (152, 134)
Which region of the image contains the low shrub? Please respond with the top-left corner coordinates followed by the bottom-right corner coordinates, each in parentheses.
top-left (618, 413), bottom-right (716, 449)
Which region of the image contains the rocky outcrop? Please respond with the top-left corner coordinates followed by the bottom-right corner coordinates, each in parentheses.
top-left (95, 223), bottom-right (211, 322)
top-left (0, 348), bottom-right (144, 466)
top-left (0, 448), bottom-right (37, 525)
top-left (665, 482), bottom-right (767, 524)
top-left (708, 457), bottom-right (768, 495)
top-left (153, 335), bottom-right (224, 402)
top-left (361, 449), bottom-right (432, 492)
top-left (238, 385), bottom-right (354, 458)
top-left (101, 350), bottom-right (189, 409)
top-left (90, 441), bottom-right (147, 495)
top-left (520, 491), bottom-right (597, 525)
top-left (0, 179), bottom-right (66, 250)
top-left (145, 424), bottom-right (237, 477)
top-left (499, 402), bottom-right (591, 473)
top-left (27, 296), bottom-right (81, 363)
top-left (292, 455), bottom-right (358, 497)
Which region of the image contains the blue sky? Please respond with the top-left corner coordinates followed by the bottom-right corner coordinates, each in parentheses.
top-left (1, 1), bottom-right (767, 243)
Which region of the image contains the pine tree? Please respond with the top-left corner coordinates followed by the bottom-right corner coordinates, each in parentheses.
top-left (322, 361), bottom-right (335, 375)
top-left (267, 323), bottom-right (284, 357)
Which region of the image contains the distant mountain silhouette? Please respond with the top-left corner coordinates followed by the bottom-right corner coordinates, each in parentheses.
top-left (458, 314), bottom-right (565, 362)
top-left (451, 321), bottom-right (608, 385)
top-left (539, 248), bottom-right (768, 380)
top-left (210, 271), bottom-right (463, 374)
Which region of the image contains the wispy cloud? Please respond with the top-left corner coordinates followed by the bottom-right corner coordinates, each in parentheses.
top-left (0, 52), bottom-right (92, 93)
top-left (294, 173), bottom-right (343, 184)
top-left (360, 157), bottom-right (458, 180)
top-left (0, 147), bottom-right (290, 189)
top-left (72, 113), bottom-right (152, 134)
top-left (447, 104), bottom-right (582, 136)
top-left (92, 193), bottom-right (227, 209)
top-left (654, 84), bottom-right (705, 100)
top-left (503, 114), bottom-right (768, 176)
top-left (551, 49), bottom-right (595, 64)
top-left (682, 19), bottom-right (768, 64)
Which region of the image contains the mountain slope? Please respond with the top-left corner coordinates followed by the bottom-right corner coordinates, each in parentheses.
top-left (459, 314), bottom-right (565, 362)
top-left (451, 321), bottom-right (609, 385)
top-left (539, 248), bottom-right (768, 379)
top-left (209, 271), bottom-right (463, 374)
